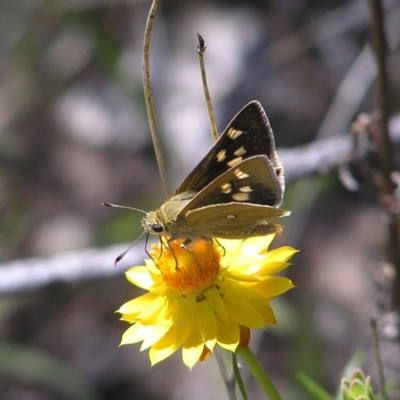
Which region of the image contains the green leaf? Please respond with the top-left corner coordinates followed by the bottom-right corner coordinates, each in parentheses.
top-left (296, 370), bottom-right (333, 400)
top-left (233, 352), bottom-right (248, 400)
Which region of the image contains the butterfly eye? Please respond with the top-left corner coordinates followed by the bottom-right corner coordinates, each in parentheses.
top-left (152, 224), bottom-right (164, 233)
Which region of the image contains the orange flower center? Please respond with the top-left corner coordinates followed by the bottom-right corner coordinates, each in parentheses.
top-left (151, 238), bottom-right (221, 296)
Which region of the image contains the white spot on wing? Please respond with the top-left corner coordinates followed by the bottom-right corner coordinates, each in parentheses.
top-left (234, 168), bottom-right (250, 179)
top-left (216, 149), bottom-right (226, 162)
top-left (232, 192), bottom-right (250, 201)
top-left (221, 183), bottom-right (232, 193)
top-left (227, 128), bottom-right (244, 140)
top-left (234, 146), bottom-right (246, 156)
top-left (227, 157), bottom-right (243, 168)
top-left (239, 186), bottom-right (253, 193)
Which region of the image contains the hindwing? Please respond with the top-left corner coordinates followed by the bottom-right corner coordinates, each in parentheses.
top-left (178, 155), bottom-right (284, 217)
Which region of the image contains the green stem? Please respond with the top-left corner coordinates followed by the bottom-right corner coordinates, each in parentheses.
top-left (236, 347), bottom-right (283, 400)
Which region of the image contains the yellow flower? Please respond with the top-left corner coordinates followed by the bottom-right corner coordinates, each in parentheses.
top-left (117, 235), bottom-right (297, 368)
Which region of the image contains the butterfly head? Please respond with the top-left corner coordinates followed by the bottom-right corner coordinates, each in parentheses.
top-left (141, 211), bottom-right (166, 236)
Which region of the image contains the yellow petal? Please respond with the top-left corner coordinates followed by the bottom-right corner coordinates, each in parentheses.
top-left (222, 269), bottom-right (261, 282)
top-left (125, 267), bottom-right (155, 290)
top-left (265, 246), bottom-right (298, 263)
top-left (149, 346), bottom-right (176, 366)
top-left (141, 320), bottom-right (172, 350)
top-left (117, 292), bottom-right (157, 315)
top-left (218, 239), bottom-right (243, 259)
top-left (224, 299), bottom-right (264, 328)
top-left (120, 295), bottom-right (167, 324)
top-left (196, 300), bottom-right (217, 350)
top-left (149, 328), bottom-right (178, 354)
top-left (237, 235), bottom-right (275, 255)
top-left (251, 276), bottom-right (295, 299)
top-left (229, 247), bottom-right (297, 277)
top-left (120, 323), bottom-right (148, 345)
top-left (256, 261), bottom-right (291, 277)
top-left (157, 297), bottom-right (194, 349)
top-left (173, 297), bottom-right (195, 347)
top-left (220, 278), bottom-right (266, 306)
top-left (145, 258), bottom-right (160, 274)
top-left (220, 280), bottom-right (266, 327)
top-left (136, 295), bottom-right (168, 324)
top-left (216, 318), bottom-right (240, 351)
top-left (182, 324), bottom-right (204, 368)
top-left (204, 286), bottom-right (230, 324)
top-left (255, 303), bottom-right (277, 325)
top-left (182, 344), bottom-right (204, 369)
top-left (149, 296), bottom-right (196, 351)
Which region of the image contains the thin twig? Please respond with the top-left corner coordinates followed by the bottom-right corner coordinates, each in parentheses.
top-left (196, 33), bottom-right (219, 143)
top-left (368, 0), bottom-right (393, 182)
top-left (143, 0), bottom-right (170, 198)
top-left (368, 0), bottom-right (400, 312)
top-left (370, 317), bottom-right (388, 400)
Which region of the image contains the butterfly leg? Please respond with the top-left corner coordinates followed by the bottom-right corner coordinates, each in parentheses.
top-left (213, 237), bottom-right (226, 256)
top-left (180, 245), bottom-right (204, 272)
top-left (197, 236), bottom-right (223, 264)
top-left (181, 237), bottom-right (224, 272)
top-left (155, 237), bottom-right (165, 260)
top-left (144, 233), bottom-right (157, 262)
top-left (148, 236), bottom-right (179, 270)
top-left (142, 235), bottom-right (166, 268)
top-left (180, 238), bottom-right (191, 248)
top-left (163, 235), bottom-right (179, 269)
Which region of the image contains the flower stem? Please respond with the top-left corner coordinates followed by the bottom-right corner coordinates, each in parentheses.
top-left (236, 347), bottom-right (283, 400)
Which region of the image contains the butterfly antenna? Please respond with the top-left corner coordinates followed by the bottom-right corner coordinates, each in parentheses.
top-left (196, 33), bottom-right (219, 143)
top-left (102, 202), bottom-right (147, 214)
top-left (143, 0), bottom-right (170, 197)
top-left (114, 230), bottom-right (147, 267)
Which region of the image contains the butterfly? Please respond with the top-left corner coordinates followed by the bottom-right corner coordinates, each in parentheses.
top-left (140, 100), bottom-right (289, 247)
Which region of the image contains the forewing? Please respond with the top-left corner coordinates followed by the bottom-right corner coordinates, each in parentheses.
top-left (175, 101), bottom-right (284, 195)
top-left (178, 155), bottom-right (283, 217)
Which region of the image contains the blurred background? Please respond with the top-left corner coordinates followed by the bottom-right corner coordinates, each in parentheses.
top-left (1, 0), bottom-right (400, 399)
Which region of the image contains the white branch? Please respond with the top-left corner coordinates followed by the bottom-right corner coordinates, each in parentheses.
top-left (1, 116), bottom-right (399, 295)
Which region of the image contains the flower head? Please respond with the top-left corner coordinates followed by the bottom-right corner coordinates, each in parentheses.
top-left (117, 235), bottom-right (296, 368)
